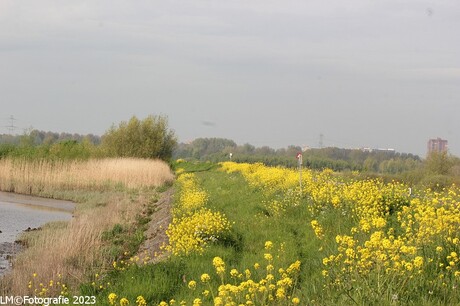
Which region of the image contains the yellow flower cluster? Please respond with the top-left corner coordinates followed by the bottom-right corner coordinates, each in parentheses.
top-left (108, 293), bottom-right (147, 306)
top-left (310, 220), bottom-right (324, 240)
top-left (175, 173), bottom-right (209, 214)
top-left (220, 162), bottom-right (409, 222)
top-left (322, 185), bottom-right (460, 295)
top-left (159, 241), bottom-right (302, 306)
top-left (27, 272), bottom-right (69, 298)
top-left (221, 162), bottom-right (460, 302)
top-left (165, 208), bottom-right (232, 256)
top-left (220, 162), bottom-right (302, 216)
top-left (220, 162), bottom-right (303, 197)
top-left (165, 172), bottom-right (232, 256)
top-left (110, 251), bottom-right (152, 273)
top-left (89, 271), bottom-right (112, 292)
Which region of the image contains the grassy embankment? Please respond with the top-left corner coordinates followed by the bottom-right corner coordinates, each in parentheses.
top-left (85, 161), bottom-right (310, 305)
top-left (0, 158), bottom-right (174, 296)
top-left (91, 161), bottom-right (460, 306)
top-left (2, 158), bottom-right (460, 305)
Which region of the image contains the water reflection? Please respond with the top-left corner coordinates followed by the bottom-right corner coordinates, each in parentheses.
top-left (0, 192), bottom-right (74, 276)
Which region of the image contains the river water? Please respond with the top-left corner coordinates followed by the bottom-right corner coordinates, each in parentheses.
top-left (0, 192), bottom-right (74, 276)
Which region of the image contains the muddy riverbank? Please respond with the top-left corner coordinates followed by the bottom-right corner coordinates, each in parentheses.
top-left (0, 192), bottom-right (75, 276)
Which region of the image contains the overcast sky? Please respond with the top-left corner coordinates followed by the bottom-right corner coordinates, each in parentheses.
top-left (1, 0), bottom-right (459, 156)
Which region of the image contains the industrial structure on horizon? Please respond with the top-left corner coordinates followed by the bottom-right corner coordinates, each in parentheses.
top-left (427, 138), bottom-right (448, 155)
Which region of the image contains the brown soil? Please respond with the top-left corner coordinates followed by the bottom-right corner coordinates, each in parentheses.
top-left (136, 188), bottom-right (173, 263)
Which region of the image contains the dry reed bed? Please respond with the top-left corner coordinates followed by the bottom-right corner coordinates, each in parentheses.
top-left (0, 158), bottom-right (174, 194)
top-left (6, 196), bottom-right (128, 295)
top-left (0, 158), bottom-right (174, 295)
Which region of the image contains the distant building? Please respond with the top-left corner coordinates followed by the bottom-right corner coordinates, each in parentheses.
top-left (427, 138), bottom-right (448, 155)
top-left (360, 147), bottom-right (395, 153)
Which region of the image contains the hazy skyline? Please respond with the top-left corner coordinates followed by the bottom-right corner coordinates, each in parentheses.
top-left (1, 1), bottom-right (459, 156)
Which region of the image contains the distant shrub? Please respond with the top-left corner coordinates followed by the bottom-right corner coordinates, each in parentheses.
top-left (419, 174), bottom-right (454, 191)
top-left (102, 115), bottom-right (177, 161)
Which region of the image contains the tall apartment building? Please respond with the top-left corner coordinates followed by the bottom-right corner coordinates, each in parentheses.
top-left (427, 138), bottom-right (448, 155)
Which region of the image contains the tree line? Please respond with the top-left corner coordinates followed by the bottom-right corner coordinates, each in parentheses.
top-left (0, 115), bottom-right (177, 161)
top-left (174, 137), bottom-right (422, 172)
top-left (174, 137), bottom-right (460, 189)
top-left (2, 119), bottom-right (459, 189)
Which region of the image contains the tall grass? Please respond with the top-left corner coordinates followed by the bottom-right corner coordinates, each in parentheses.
top-left (0, 158), bottom-right (174, 194)
top-left (0, 158), bottom-right (174, 295)
top-left (5, 194), bottom-right (128, 295)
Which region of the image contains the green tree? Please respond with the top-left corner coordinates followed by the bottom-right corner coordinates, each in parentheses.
top-left (190, 138), bottom-right (237, 159)
top-left (102, 115), bottom-right (177, 161)
top-left (49, 140), bottom-right (92, 159)
top-left (363, 157), bottom-right (378, 172)
top-left (425, 151), bottom-right (452, 175)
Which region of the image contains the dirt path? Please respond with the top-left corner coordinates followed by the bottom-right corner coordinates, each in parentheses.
top-left (136, 188), bottom-right (173, 263)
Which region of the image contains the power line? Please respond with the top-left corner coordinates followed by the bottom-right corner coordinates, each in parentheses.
top-left (4, 115), bottom-right (18, 134)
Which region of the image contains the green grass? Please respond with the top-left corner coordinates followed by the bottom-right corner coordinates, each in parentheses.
top-left (83, 162), bottom-right (330, 304)
top-left (172, 160), bottom-right (218, 173)
top-left (85, 161), bottom-right (455, 305)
